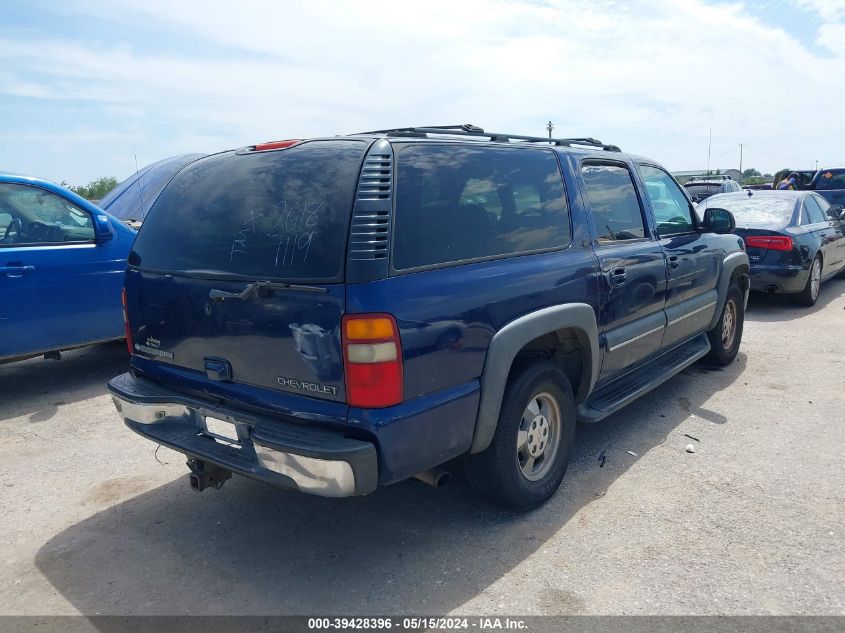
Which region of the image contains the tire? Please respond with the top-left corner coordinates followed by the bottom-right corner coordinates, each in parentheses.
top-left (465, 361), bottom-right (576, 510)
top-left (793, 255), bottom-right (822, 307)
top-left (705, 281), bottom-right (744, 366)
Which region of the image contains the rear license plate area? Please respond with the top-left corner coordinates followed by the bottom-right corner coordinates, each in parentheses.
top-left (203, 416), bottom-right (243, 449)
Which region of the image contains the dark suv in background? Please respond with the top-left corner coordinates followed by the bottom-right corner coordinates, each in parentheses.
top-left (110, 125), bottom-right (749, 510)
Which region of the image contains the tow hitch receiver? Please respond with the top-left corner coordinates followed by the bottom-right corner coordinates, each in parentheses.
top-left (187, 458), bottom-right (232, 492)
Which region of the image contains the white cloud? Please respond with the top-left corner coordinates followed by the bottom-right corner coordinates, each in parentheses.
top-left (792, 0), bottom-right (845, 20)
top-left (0, 0), bottom-right (842, 182)
top-left (817, 22), bottom-right (845, 55)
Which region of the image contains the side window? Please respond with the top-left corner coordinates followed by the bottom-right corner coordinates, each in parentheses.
top-left (394, 146), bottom-right (571, 269)
top-left (0, 183), bottom-right (95, 246)
top-left (512, 184), bottom-right (542, 214)
top-left (813, 194), bottom-right (831, 214)
top-left (639, 165), bottom-right (695, 236)
top-left (803, 196), bottom-right (826, 224)
top-left (581, 163), bottom-right (647, 242)
top-left (458, 178), bottom-right (504, 222)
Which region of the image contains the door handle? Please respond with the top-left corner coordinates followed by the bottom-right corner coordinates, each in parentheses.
top-left (607, 267), bottom-right (627, 286)
top-left (1, 264), bottom-right (35, 278)
top-left (667, 255), bottom-right (680, 268)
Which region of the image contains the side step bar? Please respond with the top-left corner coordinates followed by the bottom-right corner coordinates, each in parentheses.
top-left (578, 334), bottom-right (711, 423)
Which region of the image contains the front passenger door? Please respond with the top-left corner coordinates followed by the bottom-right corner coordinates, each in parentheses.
top-left (0, 183), bottom-right (124, 359)
top-left (581, 162), bottom-right (668, 384)
top-left (638, 164), bottom-right (721, 350)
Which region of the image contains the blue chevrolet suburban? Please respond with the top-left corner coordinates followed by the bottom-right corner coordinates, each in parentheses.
top-left (109, 125), bottom-right (749, 510)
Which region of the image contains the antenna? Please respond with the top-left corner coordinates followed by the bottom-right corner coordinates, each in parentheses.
top-left (132, 145), bottom-right (144, 211)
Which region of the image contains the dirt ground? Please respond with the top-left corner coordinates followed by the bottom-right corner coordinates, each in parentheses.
top-left (1, 280), bottom-right (843, 616)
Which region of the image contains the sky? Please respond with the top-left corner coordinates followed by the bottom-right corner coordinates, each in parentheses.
top-left (0, 0), bottom-right (843, 186)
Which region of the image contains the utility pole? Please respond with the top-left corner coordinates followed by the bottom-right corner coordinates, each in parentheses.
top-left (546, 120), bottom-right (554, 140)
top-left (815, 160), bottom-right (819, 171)
top-left (707, 128), bottom-right (712, 175)
top-left (738, 143), bottom-right (744, 176)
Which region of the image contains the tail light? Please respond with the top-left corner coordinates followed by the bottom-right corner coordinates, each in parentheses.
top-left (745, 235), bottom-right (793, 251)
top-left (121, 288), bottom-right (133, 355)
top-left (342, 314), bottom-right (403, 408)
top-left (253, 139), bottom-right (301, 152)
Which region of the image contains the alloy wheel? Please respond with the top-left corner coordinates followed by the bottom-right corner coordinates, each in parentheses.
top-left (516, 392), bottom-right (562, 481)
top-left (721, 299), bottom-right (737, 349)
top-left (810, 258), bottom-right (821, 301)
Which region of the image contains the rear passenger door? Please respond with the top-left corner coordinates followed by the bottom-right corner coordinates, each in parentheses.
top-left (812, 195), bottom-right (845, 270)
top-left (803, 194), bottom-right (842, 271)
top-left (580, 161), bottom-right (667, 384)
top-left (638, 164), bottom-right (720, 349)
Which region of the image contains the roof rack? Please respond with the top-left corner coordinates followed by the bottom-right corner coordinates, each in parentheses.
top-left (355, 124), bottom-right (621, 152)
top-left (688, 175), bottom-right (732, 181)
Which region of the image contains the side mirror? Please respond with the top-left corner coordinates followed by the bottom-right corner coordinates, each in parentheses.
top-left (94, 213), bottom-right (115, 243)
top-left (827, 205), bottom-right (844, 220)
top-left (702, 208), bottom-right (736, 234)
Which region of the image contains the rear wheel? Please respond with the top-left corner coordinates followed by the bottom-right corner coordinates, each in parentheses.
top-left (705, 282), bottom-right (744, 366)
top-left (466, 361), bottom-right (576, 510)
top-left (794, 255), bottom-right (822, 306)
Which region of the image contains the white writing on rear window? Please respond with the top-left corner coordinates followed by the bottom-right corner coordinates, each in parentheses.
top-left (229, 201), bottom-right (324, 268)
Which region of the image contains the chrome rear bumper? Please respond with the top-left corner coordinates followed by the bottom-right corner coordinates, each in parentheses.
top-left (109, 373), bottom-right (377, 497)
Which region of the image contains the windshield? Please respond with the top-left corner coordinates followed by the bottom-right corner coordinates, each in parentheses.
top-left (701, 196), bottom-right (796, 227)
top-left (130, 140), bottom-right (366, 282)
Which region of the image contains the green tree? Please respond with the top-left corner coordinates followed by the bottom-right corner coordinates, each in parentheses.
top-left (64, 176), bottom-right (119, 200)
top-left (742, 168), bottom-right (761, 178)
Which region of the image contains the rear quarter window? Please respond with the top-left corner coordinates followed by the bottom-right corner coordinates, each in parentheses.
top-left (393, 145), bottom-right (571, 270)
top-left (130, 140), bottom-right (366, 282)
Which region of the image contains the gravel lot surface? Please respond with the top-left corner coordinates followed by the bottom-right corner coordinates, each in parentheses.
top-left (1, 280), bottom-right (843, 616)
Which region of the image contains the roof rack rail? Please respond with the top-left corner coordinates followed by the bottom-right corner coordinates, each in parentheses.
top-left (355, 124), bottom-right (621, 152)
top-left (688, 174), bottom-right (732, 181)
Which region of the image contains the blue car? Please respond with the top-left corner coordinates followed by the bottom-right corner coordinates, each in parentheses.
top-left (109, 126), bottom-right (748, 509)
top-left (0, 174), bottom-right (136, 364)
top-left (97, 153), bottom-right (205, 226)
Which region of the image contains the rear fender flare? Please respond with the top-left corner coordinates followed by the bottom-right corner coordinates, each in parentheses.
top-left (470, 303), bottom-right (599, 454)
top-left (708, 251), bottom-right (750, 330)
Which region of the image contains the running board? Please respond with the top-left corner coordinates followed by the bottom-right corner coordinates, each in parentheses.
top-left (578, 334), bottom-right (711, 423)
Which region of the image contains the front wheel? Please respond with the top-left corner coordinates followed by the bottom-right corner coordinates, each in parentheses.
top-left (705, 282), bottom-right (744, 366)
top-left (465, 361), bottom-right (576, 510)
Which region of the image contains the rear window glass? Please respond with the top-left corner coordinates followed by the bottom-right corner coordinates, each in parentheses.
top-left (130, 140), bottom-right (366, 282)
top-left (684, 183), bottom-right (723, 197)
top-left (393, 145), bottom-right (570, 270)
top-left (700, 197), bottom-right (796, 227)
top-left (815, 170), bottom-right (845, 190)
